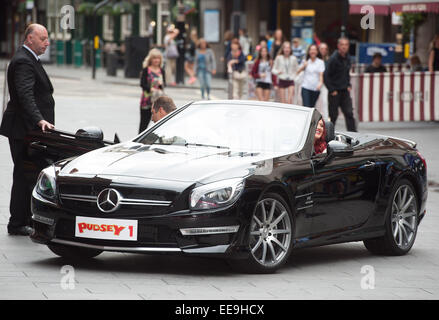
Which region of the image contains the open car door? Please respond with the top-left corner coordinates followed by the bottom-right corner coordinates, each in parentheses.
top-left (23, 127), bottom-right (119, 186)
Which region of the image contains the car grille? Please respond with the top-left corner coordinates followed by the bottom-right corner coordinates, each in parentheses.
top-left (58, 183), bottom-right (178, 216)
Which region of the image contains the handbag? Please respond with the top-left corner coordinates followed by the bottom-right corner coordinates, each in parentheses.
top-left (166, 42), bottom-right (179, 59)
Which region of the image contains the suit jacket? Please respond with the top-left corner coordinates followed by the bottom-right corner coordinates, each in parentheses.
top-left (0, 46), bottom-right (54, 139)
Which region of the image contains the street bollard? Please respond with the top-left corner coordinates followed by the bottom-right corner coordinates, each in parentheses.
top-left (106, 52), bottom-right (118, 76)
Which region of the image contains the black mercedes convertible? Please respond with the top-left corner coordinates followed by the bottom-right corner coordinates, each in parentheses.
top-left (29, 100), bottom-right (427, 273)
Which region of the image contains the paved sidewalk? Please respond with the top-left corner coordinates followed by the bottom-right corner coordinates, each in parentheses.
top-left (0, 59), bottom-right (229, 91)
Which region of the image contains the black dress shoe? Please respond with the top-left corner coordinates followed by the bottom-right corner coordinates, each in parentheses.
top-left (8, 226), bottom-right (34, 236)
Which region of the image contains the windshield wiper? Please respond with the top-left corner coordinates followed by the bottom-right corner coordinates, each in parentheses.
top-left (184, 142), bottom-right (230, 149)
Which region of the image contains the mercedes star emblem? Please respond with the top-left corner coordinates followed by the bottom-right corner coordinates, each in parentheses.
top-left (97, 188), bottom-right (121, 213)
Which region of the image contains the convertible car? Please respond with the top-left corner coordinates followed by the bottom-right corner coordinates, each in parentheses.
top-left (29, 100), bottom-right (427, 273)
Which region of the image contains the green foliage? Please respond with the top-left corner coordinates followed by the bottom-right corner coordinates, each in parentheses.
top-left (401, 12), bottom-right (427, 36)
top-left (78, 1), bottom-right (134, 16)
top-left (77, 2), bottom-right (96, 16)
top-left (96, 4), bottom-right (114, 16)
top-left (171, 0), bottom-right (197, 21)
top-left (113, 1), bottom-right (134, 15)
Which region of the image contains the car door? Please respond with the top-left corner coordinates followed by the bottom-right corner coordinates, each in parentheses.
top-left (308, 145), bottom-right (381, 237)
top-left (24, 129), bottom-right (112, 186)
top-left (273, 154), bottom-right (315, 239)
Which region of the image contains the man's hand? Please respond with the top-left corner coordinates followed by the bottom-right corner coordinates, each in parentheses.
top-left (347, 87), bottom-right (352, 92)
top-left (38, 120), bottom-right (54, 132)
top-left (331, 90), bottom-right (338, 96)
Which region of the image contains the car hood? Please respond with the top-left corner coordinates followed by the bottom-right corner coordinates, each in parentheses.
top-left (59, 142), bottom-right (278, 184)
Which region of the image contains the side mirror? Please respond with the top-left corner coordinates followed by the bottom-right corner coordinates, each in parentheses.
top-left (327, 140), bottom-right (354, 157)
top-left (75, 126), bottom-right (104, 141)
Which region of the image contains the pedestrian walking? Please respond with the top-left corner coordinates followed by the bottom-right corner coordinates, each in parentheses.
top-left (0, 24), bottom-right (54, 236)
top-left (227, 41), bottom-right (247, 100)
top-left (163, 25), bottom-right (179, 86)
top-left (139, 48), bottom-right (166, 133)
top-left (253, 38), bottom-right (268, 58)
top-left (297, 44), bottom-right (325, 108)
top-left (266, 31), bottom-right (274, 53)
top-left (239, 28), bottom-right (252, 58)
top-left (270, 29), bottom-right (284, 102)
top-left (221, 30), bottom-right (233, 79)
top-left (428, 34), bottom-right (439, 72)
top-left (318, 42), bottom-right (330, 64)
top-left (251, 46), bottom-right (272, 101)
top-left (194, 38), bottom-right (216, 100)
top-left (270, 29), bottom-right (284, 59)
top-left (185, 29), bottom-right (198, 85)
top-left (324, 37), bottom-right (357, 132)
top-left (317, 42), bottom-right (330, 119)
top-left (292, 38), bottom-right (306, 65)
top-left (272, 41), bottom-right (299, 104)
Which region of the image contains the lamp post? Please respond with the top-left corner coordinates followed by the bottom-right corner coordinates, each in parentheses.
top-left (92, 0), bottom-right (113, 79)
top-left (175, 0), bottom-right (186, 84)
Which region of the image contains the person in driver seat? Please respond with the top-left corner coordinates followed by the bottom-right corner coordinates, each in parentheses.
top-left (147, 95), bottom-right (177, 129)
top-left (314, 118), bottom-right (327, 155)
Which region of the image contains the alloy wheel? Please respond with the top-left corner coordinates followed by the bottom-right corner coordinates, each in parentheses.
top-left (390, 184), bottom-right (417, 250)
top-left (249, 198), bottom-right (292, 267)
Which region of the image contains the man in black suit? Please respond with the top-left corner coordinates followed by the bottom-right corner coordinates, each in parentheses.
top-left (0, 24), bottom-right (55, 235)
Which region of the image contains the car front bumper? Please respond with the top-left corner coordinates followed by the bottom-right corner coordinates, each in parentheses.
top-left (30, 188), bottom-right (253, 259)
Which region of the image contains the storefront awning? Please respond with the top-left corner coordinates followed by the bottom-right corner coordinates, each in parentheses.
top-left (390, 0), bottom-right (439, 13)
top-left (349, 0), bottom-right (391, 15)
top-left (350, 0), bottom-right (439, 14)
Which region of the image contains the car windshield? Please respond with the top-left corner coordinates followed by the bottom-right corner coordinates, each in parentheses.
top-left (136, 103), bottom-right (310, 153)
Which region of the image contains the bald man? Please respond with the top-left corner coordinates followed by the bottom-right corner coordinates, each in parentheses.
top-left (0, 24), bottom-right (55, 235)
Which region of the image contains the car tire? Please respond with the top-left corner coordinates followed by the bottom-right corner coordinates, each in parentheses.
top-left (47, 243), bottom-right (103, 260)
top-left (230, 193), bottom-right (294, 273)
top-left (364, 178), bottom-right (419, 256)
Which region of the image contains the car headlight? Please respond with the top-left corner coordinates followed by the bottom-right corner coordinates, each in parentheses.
top-left (190, 178), bottom-right (244, 210)
top-left (36, 166), bottom-right (57, 199)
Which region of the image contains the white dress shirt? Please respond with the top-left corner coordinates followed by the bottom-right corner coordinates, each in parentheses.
top-left (23, 44), bottom-right (40, 61)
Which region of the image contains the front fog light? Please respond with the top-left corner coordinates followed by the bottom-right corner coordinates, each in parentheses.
top-left (180, 226), bottom-right (240, 235)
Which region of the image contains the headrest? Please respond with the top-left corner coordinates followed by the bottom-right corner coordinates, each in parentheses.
top-left (324, 120), bottom-right (335, 143)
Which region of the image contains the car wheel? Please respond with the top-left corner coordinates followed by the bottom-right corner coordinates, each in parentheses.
top-left (364, 179), bottom-right (419, 256)
top-left (231, 193), bottom-right (294, 273)
top-left (47, 243), bottom-right (103, 260)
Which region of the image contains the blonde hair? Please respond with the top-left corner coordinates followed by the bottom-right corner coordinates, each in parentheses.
top-left (278, 41), bottom-right (292, 57)
top-left (142, 48), bottom-right (163, 69)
